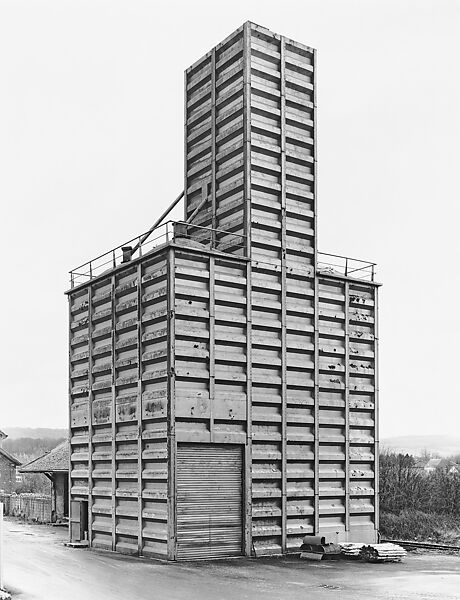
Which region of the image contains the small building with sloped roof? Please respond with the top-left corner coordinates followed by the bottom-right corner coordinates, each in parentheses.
top-left (0, 429), bottom-right (21, 494)
top-left (20, 441), bottom-right (69, 521)
top-left (424, 458), bottom-right (460, 475)
top-left (413, 457), bottom-right (460, 476)
top-left (0, 446), bottom-right (21, 494)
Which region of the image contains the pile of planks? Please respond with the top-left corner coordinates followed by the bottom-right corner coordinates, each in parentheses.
top-left (359, 543), bottom-right (407, 563)
top-left (339, 542), bottom-right (365, 558)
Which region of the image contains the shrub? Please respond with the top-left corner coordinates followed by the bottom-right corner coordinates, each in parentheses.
top-left (380, 510), bottom-right (460, 545)
top-left (379, 451), bottom-right (460, 517)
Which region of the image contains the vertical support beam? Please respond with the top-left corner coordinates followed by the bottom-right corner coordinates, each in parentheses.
top-left (0, 501), bottom-right (3, 590)
top-left (313, 278), bottom-right (320, 535)
top-left (373, 286), bottom-right (380, 537)
top-left (210, 49), bottom-right (217, 249)
top-left (67, 296), bottom-right (73, 542)
top-left (166, 248), bottom-right (177, 560)
top-left (243, 21), bottom-right (252, 258)
top-left (209, 256), bottom-right (216, 441)
top-left (136, 263), bottom-right (143, 555)
top-left (279, 35), bottom-right (288, 554)
top-left (245, 260), bottom-right (253, 556)
top-left (312, 47), bottom-right (318, 255)
top-left (344, 281), bottom-right (350, 533)
top-left (243, 21), bottom-right (253, 557)
top-left (110, 274), bottom-right (117, 551)
top-left (312, 48), bottom-right (320, 537)
top-left (87, 285), bottom-right (94, 546)
top-left (183, 69), bottom-right (188, 222)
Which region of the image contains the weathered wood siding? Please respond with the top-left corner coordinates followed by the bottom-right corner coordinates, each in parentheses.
top-left (69, 248), bottom-right (171, 558)
top-left (182, 21), bottom-right (378, 555)
top-left (316, 275), bottom-right (378, 543)
top-left (68, 21), bottom-right (379, 562)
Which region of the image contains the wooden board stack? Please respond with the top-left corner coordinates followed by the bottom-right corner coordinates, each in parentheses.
top-left (339, 542), bottom-right (364, 558)
top-left (360, 543), bottom-right (407, 562)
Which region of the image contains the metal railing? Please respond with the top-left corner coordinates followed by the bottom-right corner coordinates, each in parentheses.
top-left (317, 252), bottom-right (376, 282)
top-left (69, 224), bottom-right (376, 288)
top-left (69, 221), bottom-right (246, 288)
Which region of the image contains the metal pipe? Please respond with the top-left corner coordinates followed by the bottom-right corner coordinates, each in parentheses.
top-left (185, 194), bottom-right (208, 225)
top-left (131, 190), bottom-right (184, 255)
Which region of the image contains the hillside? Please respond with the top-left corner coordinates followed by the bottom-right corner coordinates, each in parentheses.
top-left (3, 436), bottom-right (66, 459)
top-left (381, 435), bottom-right (460, 457)
top-left (2, 427), bottom-right (67, 440)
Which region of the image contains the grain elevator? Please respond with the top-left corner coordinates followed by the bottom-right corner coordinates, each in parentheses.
top-left (67, 22), bottom-right (380, 560)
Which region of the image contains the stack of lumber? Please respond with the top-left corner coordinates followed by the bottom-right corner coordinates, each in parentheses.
top-left (339, 542), bottom-right (364, 558)
top-left (360, 543), bottom-right (407, 563)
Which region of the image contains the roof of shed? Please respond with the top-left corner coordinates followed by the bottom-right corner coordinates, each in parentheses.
top-left (20, 441), bottom-right (69, 473)
top-left (425, 458), bottom-right (448, 469)
top-left (0, 447), bottom-right (21, 466)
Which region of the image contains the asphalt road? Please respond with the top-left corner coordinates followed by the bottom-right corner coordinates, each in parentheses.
top-left (3, 518), bottom-right (460, 600)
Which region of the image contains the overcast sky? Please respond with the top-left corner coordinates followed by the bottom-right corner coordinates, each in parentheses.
top-left (1, 0), bottom-right (459, 438)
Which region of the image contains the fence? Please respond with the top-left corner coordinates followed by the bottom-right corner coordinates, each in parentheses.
top-left (0, 493), bottom-right (52, 523)
top-left (317, 251), bottom-right (377, 282)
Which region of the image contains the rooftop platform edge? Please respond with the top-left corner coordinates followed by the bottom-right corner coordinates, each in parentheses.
top-left (66, 240), bottom-right (250, 295)
top-left (317, 271), bottom-right (382, 287)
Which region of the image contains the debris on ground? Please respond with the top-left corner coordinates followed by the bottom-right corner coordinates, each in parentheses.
top-left (360, 543), bottom-right (407, 563)
top-left (339, 542), bottom-right (365, 558)
top-left (339, 542), bottom-right (407, 562)
top-left (0, 589), bottom-right (12, 600)
top-left (300, 535), bottom-right (342, 561)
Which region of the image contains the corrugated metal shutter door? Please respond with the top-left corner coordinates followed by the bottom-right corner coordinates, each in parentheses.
top-left (176, 444), bottom-right (243, 560)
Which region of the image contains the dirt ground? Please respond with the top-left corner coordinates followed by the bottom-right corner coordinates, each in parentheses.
top-left (4, 517), bottom-right (460, 600)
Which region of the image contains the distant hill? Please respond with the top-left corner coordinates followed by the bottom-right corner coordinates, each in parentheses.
top-left (4, 436), bottom-right (66, 462)
top-left (381, 435), bottom-right (460, 458)
top-left (2, 427), bottom-right (68, 440)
